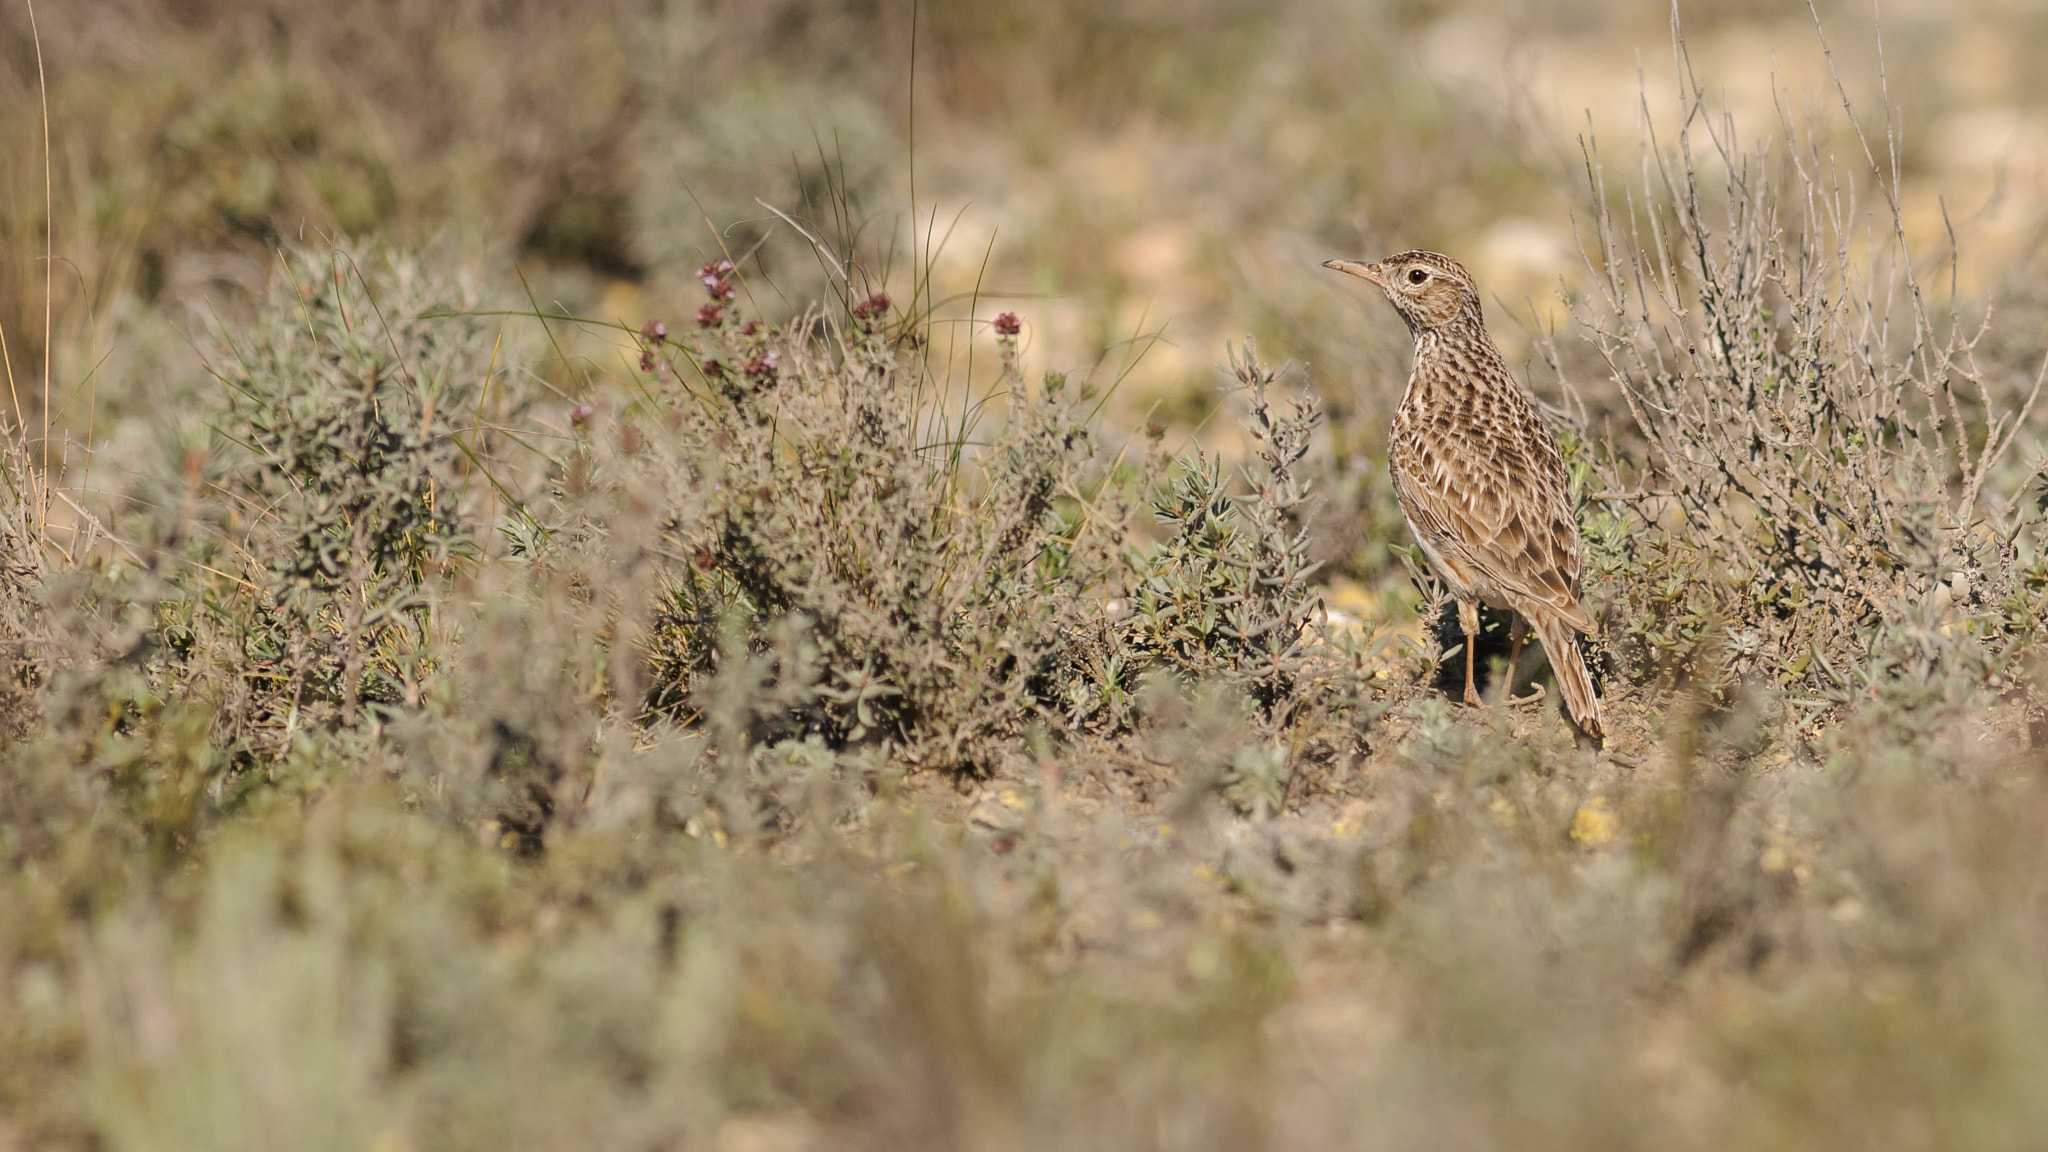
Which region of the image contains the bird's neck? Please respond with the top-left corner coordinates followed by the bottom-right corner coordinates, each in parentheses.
top-left (1404, 310), bottom-right (1502, 407)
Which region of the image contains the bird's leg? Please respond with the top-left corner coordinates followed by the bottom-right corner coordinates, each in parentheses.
top-left (1499, 613), bottom-right (1528, 706)
top-left (1458, 600), bottom-right (1483, 708)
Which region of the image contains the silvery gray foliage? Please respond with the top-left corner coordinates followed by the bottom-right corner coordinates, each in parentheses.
top-left (1129, 339), bottom-right (1326, 722)
top-left (218, 247), bottom-right (491, 729)
top-left (620, 283), bottom-right (1123, 773)
top-left (1558, 52), bottom-right (2048, 706)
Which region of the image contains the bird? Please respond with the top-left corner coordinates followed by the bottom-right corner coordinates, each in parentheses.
top-left (1323, 250), bottom-right (1604, 741)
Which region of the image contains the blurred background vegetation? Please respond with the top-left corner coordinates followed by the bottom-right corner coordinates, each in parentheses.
top-left (8, 1), bottom-right (2048, 1149)
top-left (10, 0), bottom-right (2048, 577)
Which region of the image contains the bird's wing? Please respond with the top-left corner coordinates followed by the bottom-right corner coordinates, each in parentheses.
top-left (1393, 402), bottom-right (1595, 633)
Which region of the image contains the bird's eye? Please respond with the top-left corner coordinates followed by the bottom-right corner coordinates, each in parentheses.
top-left (1407, 268), bottom-right (1428, 284)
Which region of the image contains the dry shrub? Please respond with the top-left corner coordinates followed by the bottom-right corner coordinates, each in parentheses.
top-left (576, 267), bottom-right (1371, 786)
top-left (0, 432), bottom-right (45, 736)
top-left (587, 273), bottom-right (1128, 773)
top-left (1128, 343), bottom-right (1325, 719)
top-left (11, 9), bottom-right (2048, 1152)
top-left (195, 245), bottom-right (499, 751)
top-left (1560, 34), bottom-right (2048, 704)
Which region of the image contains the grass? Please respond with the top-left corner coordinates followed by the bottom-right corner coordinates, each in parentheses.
top-left (7, 3), bottom-right (2048, 1150)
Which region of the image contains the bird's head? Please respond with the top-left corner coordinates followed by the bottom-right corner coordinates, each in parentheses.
top-left (1323, 250), bottom-right (1480, 332)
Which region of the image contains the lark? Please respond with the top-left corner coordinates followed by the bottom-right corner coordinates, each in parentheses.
top-left (1324, 250), bottom-right (1604, 740)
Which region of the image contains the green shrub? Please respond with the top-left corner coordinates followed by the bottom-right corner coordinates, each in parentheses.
top-left (210, 246), bottom-right (495, 737)
top-left (583, 277), bottom-right (1129, 773)
top-left (1127, 341), bottom-right (1326, 721)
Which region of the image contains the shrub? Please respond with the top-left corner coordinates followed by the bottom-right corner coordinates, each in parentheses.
top-left (1127, 341), bottom-right (1327, 721)
top-left (602, 275), bottom-right (1129, 773)
top-left (0, 432), bottom-right (45, 736)
top-left (209, 246), bottom-right (495, 739)
top-left (1559, 49), bottom-right (2048, 700)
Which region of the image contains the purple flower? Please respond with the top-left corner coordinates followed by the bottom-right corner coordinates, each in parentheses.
top-left (993, 311), bottom-right (1021, 336)
top-left (698, 260), bottom-right (738, 301)
top-left (696, 303), bottom-right (724, 328)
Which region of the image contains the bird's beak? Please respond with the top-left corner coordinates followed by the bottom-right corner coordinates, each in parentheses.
top-left (1323, 258), bottom-right (1385, 288)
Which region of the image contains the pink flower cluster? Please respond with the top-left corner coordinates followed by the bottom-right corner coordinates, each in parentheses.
top-left (639, 319), bottom-right (669, 370)
top-left (697, 259), bottom-right (737, 302)
top-left (993, 311), bottom-right (1021, 337)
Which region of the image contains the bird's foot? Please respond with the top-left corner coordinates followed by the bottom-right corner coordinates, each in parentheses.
top-left (1506, 683), bottom-right (1546, 708)
top-left (1461, 685), bottom-right (1485, 708)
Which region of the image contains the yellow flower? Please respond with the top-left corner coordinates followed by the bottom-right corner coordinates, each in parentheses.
top-left (1570, 797), bottom-right (1617, 846)
top-left (1760, 832), bottom-right (1812, 883)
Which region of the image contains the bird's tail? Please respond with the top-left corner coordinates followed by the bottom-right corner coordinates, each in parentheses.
top-left (1534, 610), bottom-right (1603, 741)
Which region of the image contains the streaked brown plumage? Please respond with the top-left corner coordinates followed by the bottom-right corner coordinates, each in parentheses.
top-left (1324, 249), bottom-right (1604, 740)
